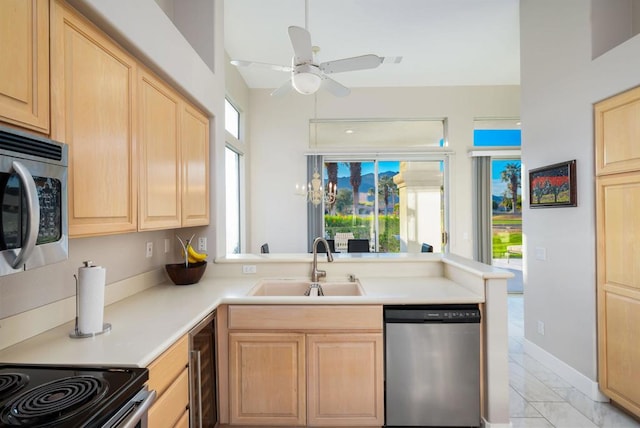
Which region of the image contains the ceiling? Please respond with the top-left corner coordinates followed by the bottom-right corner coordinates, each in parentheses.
top-left (224, 0), bottom-right (521, 91)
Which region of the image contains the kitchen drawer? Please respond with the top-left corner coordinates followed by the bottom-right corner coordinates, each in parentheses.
top-left (149, 368), bottom-right (189, 428)
top-left (228, 305), bottom-right (382, 331)
top-left (147, 335), bottom-right (188, 396)
top-left (175, 409), bottom-right (189, 428)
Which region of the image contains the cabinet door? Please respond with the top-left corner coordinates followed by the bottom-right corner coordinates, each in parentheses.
top-left (229, 332), bottom-right (306, 426)
top-left (50, 0), bottom-right (137, 236)
top-left (307, 333), bottom-right (384, 426)
top-left (0, 0), bottom-right (49, 133)
top-left (181, 103), bottom-right (209, 227)
top-left (596, 172), bottom-right (640, 417)
top-left (595, 86), bottom-right (640, 176)
top-left (138, 68), bottom-right (181, 230)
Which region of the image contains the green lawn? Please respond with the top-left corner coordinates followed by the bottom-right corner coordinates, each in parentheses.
top-left (492, 232), bottom-right (522, 259)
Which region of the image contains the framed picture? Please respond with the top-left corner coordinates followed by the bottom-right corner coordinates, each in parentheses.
top-left (529, 160), bottom-right (577, 208)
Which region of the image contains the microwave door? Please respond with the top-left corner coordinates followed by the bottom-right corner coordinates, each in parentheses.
top-left (1, 161), bottom-right (40, 271)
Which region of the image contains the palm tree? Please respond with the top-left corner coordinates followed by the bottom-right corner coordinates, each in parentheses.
top-left (349, 162), bottom-right (362, 215)
top-left (369, 175), bottom-right (396, 214)
top-left (378, 175), bottom-right (396, 215)
top-left (500, 163), bottom-right (521, 213)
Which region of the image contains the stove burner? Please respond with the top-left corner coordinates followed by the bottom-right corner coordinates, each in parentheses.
top-left (0, 374), bottom-right (29, 401)
top-left (0, 375), bottom-right (107, 426)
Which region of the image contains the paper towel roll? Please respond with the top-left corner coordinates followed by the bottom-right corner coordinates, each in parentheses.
top-left (77, 264), bottom-right (106, 335)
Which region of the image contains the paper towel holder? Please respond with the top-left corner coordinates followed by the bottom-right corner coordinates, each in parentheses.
top-left (69, 260), bottom-right (112, 339)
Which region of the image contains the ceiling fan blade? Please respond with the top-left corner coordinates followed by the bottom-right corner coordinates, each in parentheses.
top-left (381, 56), bottom-right (403, 64)
top-left (321, 76), bottom-right (351, 97)
top-left (270, 79), bottom-right (293, 97)
top-left (288, 26), bottom-right (313, 64)
top-left (319, 54), bottom-right (383, 74)
top-left (230, 60), bottom-right (292, 73)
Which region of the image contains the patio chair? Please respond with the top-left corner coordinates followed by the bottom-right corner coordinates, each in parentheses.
top-left (316, 239), bottom-right (336, 253)
top-left (347, 239), bottom-right (370, 253)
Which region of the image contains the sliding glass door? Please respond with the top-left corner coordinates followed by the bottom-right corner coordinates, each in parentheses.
top-left (321, 159), bottom-right (445, 253)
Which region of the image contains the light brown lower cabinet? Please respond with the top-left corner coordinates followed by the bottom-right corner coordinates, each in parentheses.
top-left (307, 333), bottom-right (384, 426)
top-left (147, 335), bottom-right (190, 427)
top-left (229, 332), bottom-right (306, 426)
top-left (224, 305), bottom-right (384, 427)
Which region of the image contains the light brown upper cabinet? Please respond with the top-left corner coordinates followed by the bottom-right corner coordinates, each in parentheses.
top-left (595, 86), bottom-right (640, 419)
top-left (50, 0), bottom-right (138, 237)
top-left (138, 68), bottom-right (182, 230)
top-left (0, 0), bottom-right (50, 133)
top-left (595, 86), bottom-right (640, 176)
top-left (181, 103), bottom-right (210, 227)
top-left (138, 67), bottom-right (210, 230)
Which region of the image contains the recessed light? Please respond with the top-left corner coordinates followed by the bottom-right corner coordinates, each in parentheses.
top-left (345, 129), bottom-right (354, 134)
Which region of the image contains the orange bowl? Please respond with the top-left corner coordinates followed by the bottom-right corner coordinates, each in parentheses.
top-left (165, 261), bottom-right (207, 285)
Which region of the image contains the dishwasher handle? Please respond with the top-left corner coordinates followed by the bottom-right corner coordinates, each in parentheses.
top-left (384, 305), bottom-right (481, 323)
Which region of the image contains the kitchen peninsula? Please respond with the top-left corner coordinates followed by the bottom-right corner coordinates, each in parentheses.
top-left (0, 253), bottom-right (512, 427)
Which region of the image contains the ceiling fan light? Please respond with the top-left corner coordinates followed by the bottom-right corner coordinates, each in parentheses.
top-left (292, 72), bottom-right (322, 95)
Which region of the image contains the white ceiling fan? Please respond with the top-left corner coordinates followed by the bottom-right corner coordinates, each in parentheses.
top-left (230, 1), bottom-right (402, 97)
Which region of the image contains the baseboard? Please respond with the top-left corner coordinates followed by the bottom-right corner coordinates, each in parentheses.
top-left (523, 338), bottom-right (609, 402)
top-left (482, 417), bottom-right (512, 427)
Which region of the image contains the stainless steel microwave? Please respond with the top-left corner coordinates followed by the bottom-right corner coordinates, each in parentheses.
top-left (0, 125), bottom-right (68, 277)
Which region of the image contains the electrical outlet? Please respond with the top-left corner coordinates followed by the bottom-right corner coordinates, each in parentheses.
top-left (242, 265), bottom-right (257, 274)
top-left (146, 242), bottom-right (153, 258)
top-left (198, 237), bottom-right (207, 252)
top-left (537, 320), bottom-right (545, 335)
top-left (164, 238), bottom-right (170, 254)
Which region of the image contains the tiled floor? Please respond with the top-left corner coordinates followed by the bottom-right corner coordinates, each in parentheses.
top-left (508, 295), bottom-right (640, 427)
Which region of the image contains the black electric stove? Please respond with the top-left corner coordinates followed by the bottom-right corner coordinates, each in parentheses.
top-left (0, 364), bottom-right (148, 427)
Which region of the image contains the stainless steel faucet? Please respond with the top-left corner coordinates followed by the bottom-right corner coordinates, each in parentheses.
top-left (311, 237), bottom-right (333, 282)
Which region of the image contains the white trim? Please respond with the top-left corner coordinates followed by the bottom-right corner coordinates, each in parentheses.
top-left (469, 148), bottom-right (522, 157)
top-left (523, 338), bottom-right (609, 402)
top-left (312, 150), bottom-right (454, 160)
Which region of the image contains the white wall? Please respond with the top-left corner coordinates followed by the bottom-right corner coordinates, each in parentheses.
top-left (521, 0), bottom-right (640, 381)
top-left (241, 86), bottom-right (519, 255)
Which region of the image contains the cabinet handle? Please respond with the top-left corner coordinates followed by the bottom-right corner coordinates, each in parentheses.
top-left (190, 350), bottom-right (203, 428)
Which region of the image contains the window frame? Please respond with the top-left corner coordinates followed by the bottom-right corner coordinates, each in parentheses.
top-left (224, 97), bottom-right (245, 254)
top-left (310, 152), bottom-right (451, 254)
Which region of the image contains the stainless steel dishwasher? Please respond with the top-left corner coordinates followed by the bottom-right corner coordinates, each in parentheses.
top-left (384, 305), bottom-right (481, 427)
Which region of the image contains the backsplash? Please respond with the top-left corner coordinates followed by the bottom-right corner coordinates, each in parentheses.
top-left (0, 229), bottom-right (200, 319)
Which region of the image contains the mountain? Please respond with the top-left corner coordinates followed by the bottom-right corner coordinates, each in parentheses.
top-left (336, 171), bottom-right (397, 194)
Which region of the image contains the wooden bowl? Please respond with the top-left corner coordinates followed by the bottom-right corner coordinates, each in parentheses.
top-left (165, 261), bottom-right (207, 285)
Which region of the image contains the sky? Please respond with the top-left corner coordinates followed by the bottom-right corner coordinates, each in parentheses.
top-left (492, 159), bottom-right (521, 197)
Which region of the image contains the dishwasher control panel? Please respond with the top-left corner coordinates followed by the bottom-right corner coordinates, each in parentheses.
top-left (384, 304), bottom-right (481, 323)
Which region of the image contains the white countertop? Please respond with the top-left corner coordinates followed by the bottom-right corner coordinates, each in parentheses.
top-left (0, 255), bottom-right (500, 368)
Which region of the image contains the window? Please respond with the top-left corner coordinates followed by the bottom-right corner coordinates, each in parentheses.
top-left (225, 99), bottom-right (240, 139)
top-left (473, 119), bottom-right (521, 147)
top-left (471, 119), bottom-right (522, 291)
top-left (319, 158), bottom-right (446, 253)
top-left (225, 97), bottom-right (243, 254)
top-left (225, 146), bottom-right (241, 254)
top-left (312, 119), bottom-right (446, 149)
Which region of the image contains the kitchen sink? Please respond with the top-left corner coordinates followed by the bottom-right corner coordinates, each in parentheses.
top-left (247, 279), bottom-right (364, 296)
